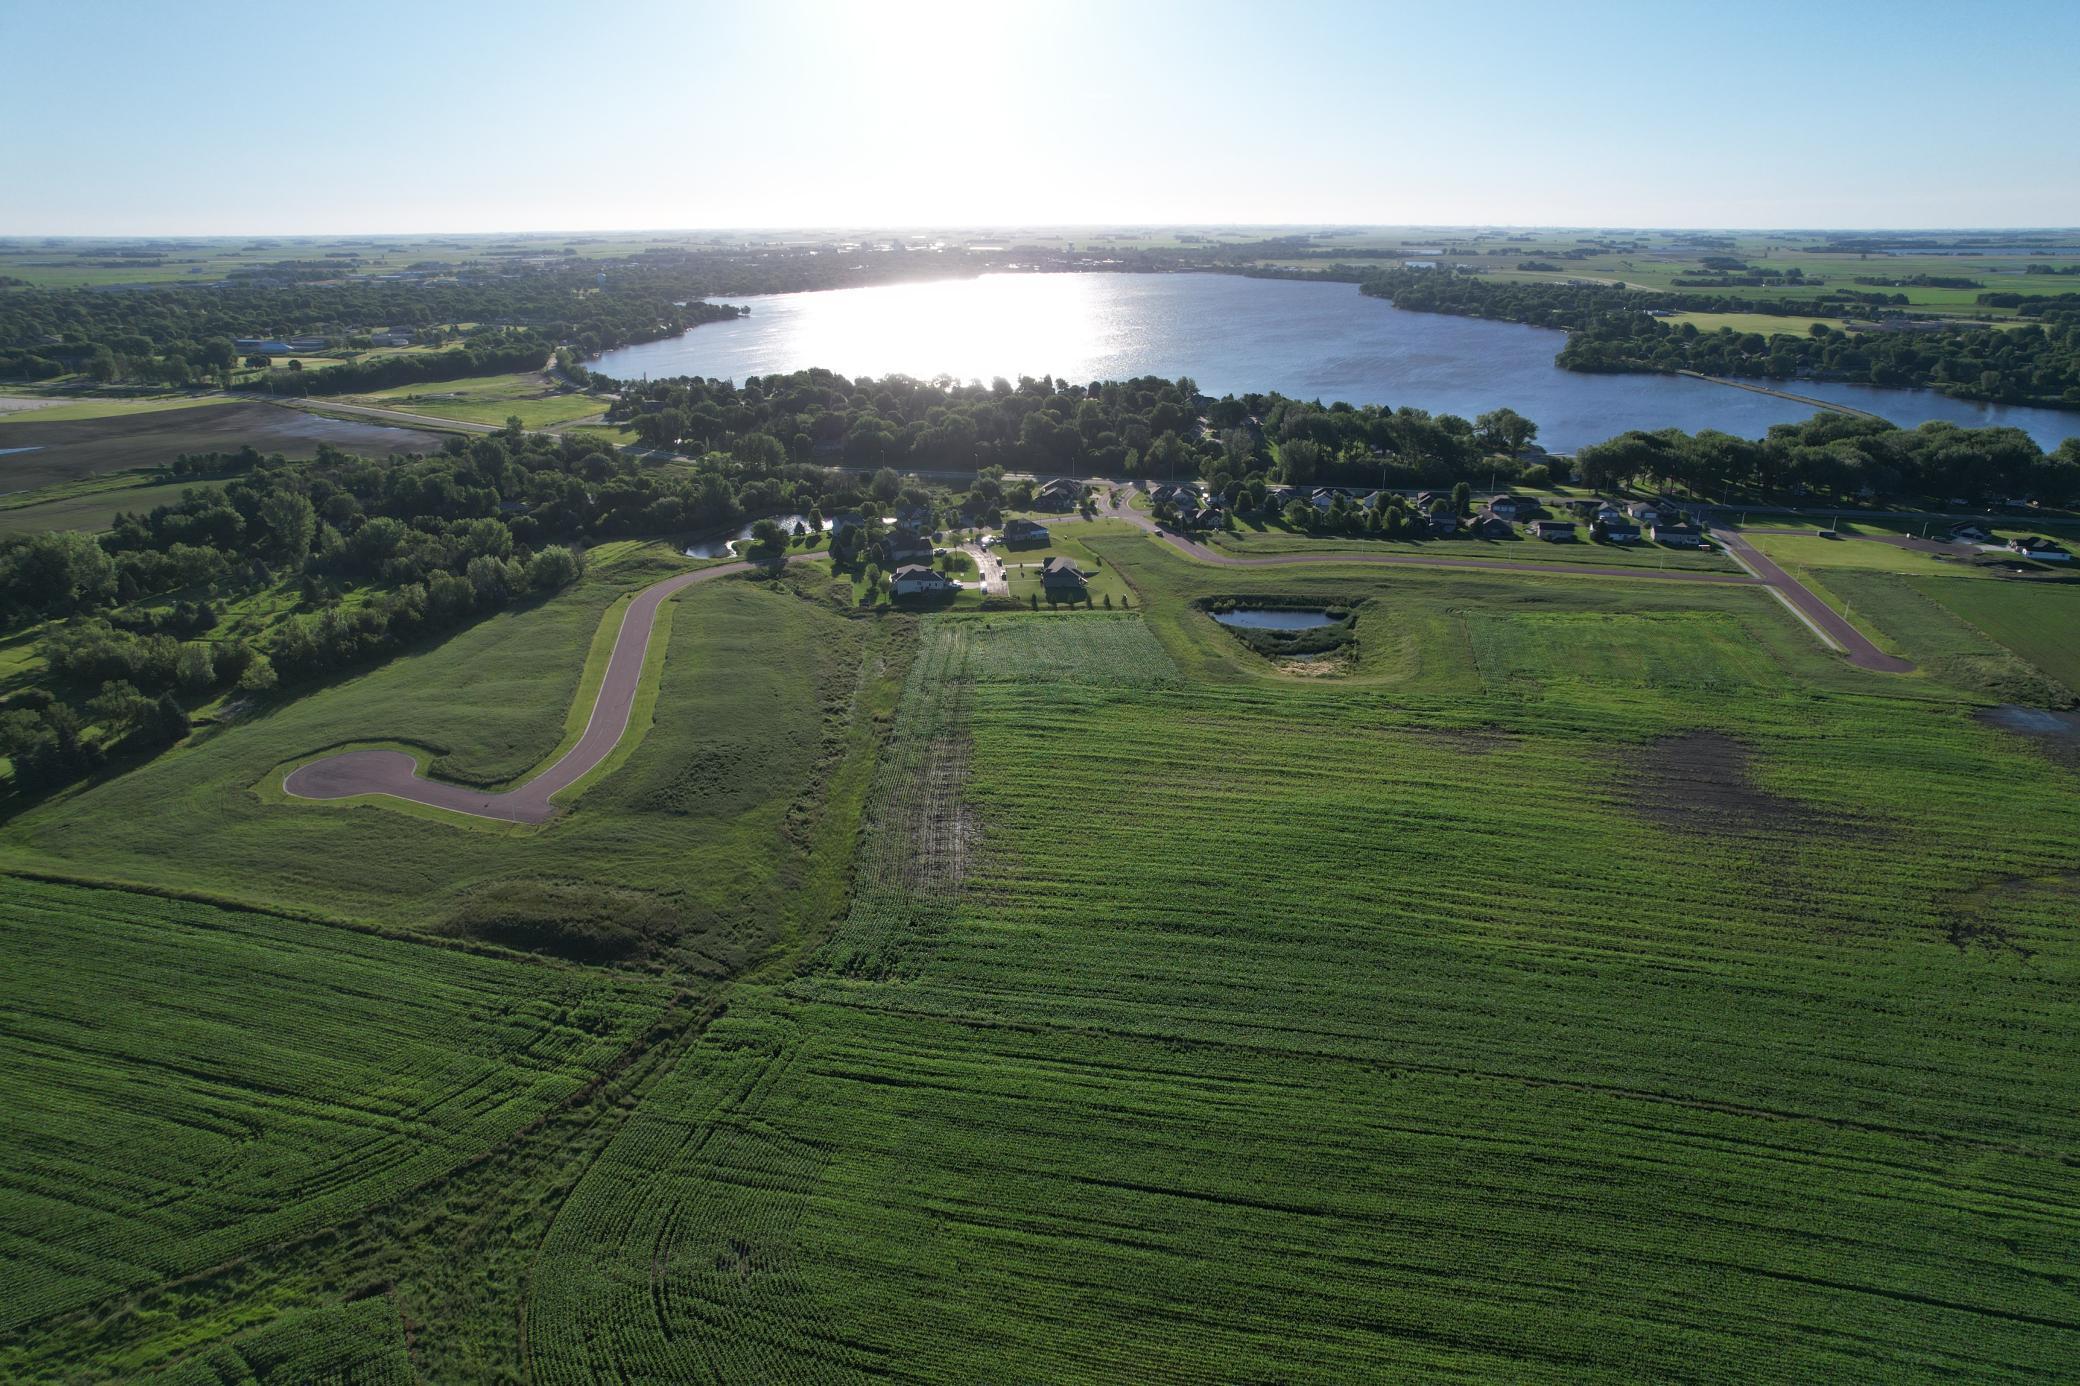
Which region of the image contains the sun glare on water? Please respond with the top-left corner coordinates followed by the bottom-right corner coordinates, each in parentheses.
top-left (758, 274), bottom-right (1122, 383)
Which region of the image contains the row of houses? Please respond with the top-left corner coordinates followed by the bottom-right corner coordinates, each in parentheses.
top-left (1950, 522), bottom-right (2071, 561)
top-left (889, 554), bottom-right (1089, 600)
top-left (233, 336), bottom-right (331, 355)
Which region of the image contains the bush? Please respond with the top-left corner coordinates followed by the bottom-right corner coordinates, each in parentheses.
top-left (526, 545), bottom-right (585, 593)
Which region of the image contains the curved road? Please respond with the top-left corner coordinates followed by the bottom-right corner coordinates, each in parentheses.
top-left (1102, 489), bottom-right (1914, 673)
top-left (284, 557), bottom-right (785, 823)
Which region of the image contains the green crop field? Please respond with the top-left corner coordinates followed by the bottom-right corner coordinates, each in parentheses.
top-left (5, 522), bottom-right (2080, 1379)
top-left (0, 876), bottom-right (662, 1342)
top-left (506, 590), bottom-right (2080, 1379)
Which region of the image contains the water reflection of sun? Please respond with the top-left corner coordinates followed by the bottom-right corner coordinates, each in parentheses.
top-left (770, 274), bottom-right (1113, 383)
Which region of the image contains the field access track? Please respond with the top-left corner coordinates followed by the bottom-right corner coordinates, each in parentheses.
top-left (1102, 491), bottom-right (1914, 673)
top-left (284, 558), bottom-right (766, 822)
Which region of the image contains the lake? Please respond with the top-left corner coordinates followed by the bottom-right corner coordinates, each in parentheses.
top-left (588, 273), bottom-right (2078, 451)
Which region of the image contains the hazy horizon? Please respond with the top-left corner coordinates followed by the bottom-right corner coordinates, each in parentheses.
top-left (8, 222), bottom-right (2080, 240)
top-left (6, 0), bottom-right (2077, 236)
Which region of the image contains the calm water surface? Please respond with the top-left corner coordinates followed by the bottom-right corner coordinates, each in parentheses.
top-left (589, 274), bottom-right (2077, 451)
top-left (1212, 608), bottom-right (1341, 631)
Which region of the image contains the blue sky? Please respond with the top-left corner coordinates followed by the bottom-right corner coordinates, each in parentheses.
top-left (3, 0), bottom-right (2076, 234)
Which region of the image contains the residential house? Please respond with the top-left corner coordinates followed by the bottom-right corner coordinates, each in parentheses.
top-left (1004, 518), bottom-right (1050, 545)
top-left (1040, 556), bottom-right (1089, 595)
top-left (1424, 511), bottom-right (1463, 536)
top-left (1034, 478), bottom-right (1083, 511)
top-left (1191, 507), bottom-right (1223, 530)
top-left (1597, 518), bottom-right (1642, 544)
top-left (1467, 513), bottom-right (1514, 538)
top-left (882, 527), bottom-right (933, 564)
top-left (1949, 523), bottom-right (1994, 544)
top-left (1527, 519), bottom-right (1578, 542)
top-left (1627, 500), bottom-right (1664, 525)
top-left (890, 564), bottom-right (957, 598)
top-left (368, 330), bottom-right (414, 347)
top-left (2008, 536), bottom-right (2072, 562)
top-left (1653, 522), bottom-right (1703, 547)
top-left (1487, 495), bottom-right (1529, 520)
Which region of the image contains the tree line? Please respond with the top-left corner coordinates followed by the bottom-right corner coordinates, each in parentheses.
top-left (1359, 266), bottom-right (2080, 408)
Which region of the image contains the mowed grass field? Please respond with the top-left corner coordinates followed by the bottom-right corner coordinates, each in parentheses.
top-left (1660, 310), bottom-right (1851, 336)
top-left (6, 524), bottom-right (2080, 1377)
top-left (341, 371), bottom-right (605, 429)
top-left (511, 578), bottom-right (2080, 1379)
top-left (1910, 576), bottom-right (2080, 692)
top-left (1207, 518), bottom-right (1740, 572)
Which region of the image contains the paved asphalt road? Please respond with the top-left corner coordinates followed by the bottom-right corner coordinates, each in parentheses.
top-left (284, 554), bottom-right (805, 822)
top-left (1708, 527), bottom-right (1916, 672)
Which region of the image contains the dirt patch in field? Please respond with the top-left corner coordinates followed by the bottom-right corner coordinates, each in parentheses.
top-left (1939, 869), bottom-right (2079, 956)
top-left (1976, 704), bottom-right (2080, 771)
top-left (0, 401), bottom-right (439, 490)
top-left (907, 734), bottom-right (978, 889)
top-left (1614, 731), bottom-right (1863, 840)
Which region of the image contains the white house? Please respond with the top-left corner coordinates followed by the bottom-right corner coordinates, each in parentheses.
top-left (890, 564), bottom-right (957, 597)
top-left (2008, 536), bottom-right (2072, 562)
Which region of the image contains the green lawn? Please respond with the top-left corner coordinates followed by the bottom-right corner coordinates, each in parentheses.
top-left (998, 531), bottom-right (1135, 607)
top-left (343, 371), bottom-right (604, 428)
top-left (1746, 531), bottom-right (1995, 575)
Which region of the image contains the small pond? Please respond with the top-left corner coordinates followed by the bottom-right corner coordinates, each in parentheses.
top-left (1212, 608), bottom-right (1340, 631)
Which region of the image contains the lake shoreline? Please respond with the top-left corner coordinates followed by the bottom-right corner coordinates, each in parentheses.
top-left (586, 273), bottom-right (2077, 449)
